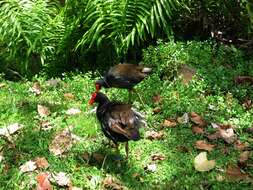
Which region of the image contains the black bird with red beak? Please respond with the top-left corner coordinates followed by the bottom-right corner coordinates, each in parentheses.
top-left (89, 92), bottom-right (146, 159)
top-left (95, 63), bottom-right (152, 103)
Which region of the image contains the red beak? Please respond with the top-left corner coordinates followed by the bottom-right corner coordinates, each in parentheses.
top-left (88, 98), bottom-right (95, 105)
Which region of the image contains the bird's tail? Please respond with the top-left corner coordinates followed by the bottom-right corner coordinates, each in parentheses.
top-left (142, 67), bottom-right (152, 74)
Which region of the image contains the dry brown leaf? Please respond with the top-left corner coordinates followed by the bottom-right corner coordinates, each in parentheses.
top-left (190, 112), bottom-right (207, 127)
top-left (177, 113), bottom-right (189, 124)
top-left (145, 130), bottom-right (164, 140)
top-left (49, 129), bottom-right (73, 156)
top-left (194, 152), bottom-right (216, 172)
top-left (192, 125), bottom-right (204, 134)
top-left (37, 105), bottom-right (50, 117)
top-left (92, 153), bottom-right (105, 163)
top-left (0, 123), bottom-right (23, 137)
top-left (195, 140), bottom-right (216, 152)
top-left (103, 175), bottom-right (123, 190)
top-left (40, 121), bottom-right (53, 131)
top-left (153, 107), bottom-right (162, 114)
top-left (206, 131), bottom-right (221, 140)
top-left (64, 93), bottom-right (75, 100)
top-left (219, 128), bottom-right (237, 144)
top-left (66, 108), bottom-right (81, 115)
top-left (226, 164), bottom-right (249, 181)
top-left (20, 160), bottom-right (37, 173)
top-left (35, 157), bottom-right (49, 169)
top-left (151, 153), bottom-right (166, 161)
top-left (162, 119), bottom-right (177, 128)
top-left (53, 172), bottom-right (71, 187)
top-left (31, 82), bottom-right (42, 95)
top-left (152, 94), bottom-right (162, 104)
top-left (234, 140), bottom-right (249, 151)
top-left (36, 172), bottom-right (52, 190)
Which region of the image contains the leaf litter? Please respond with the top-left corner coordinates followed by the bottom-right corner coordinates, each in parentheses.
top-left (37, 105), bottom-right (50, 117)
top-left (194, 152), bottom-right (216, 172)
top-left (195, 140), bottom-right (216, 152)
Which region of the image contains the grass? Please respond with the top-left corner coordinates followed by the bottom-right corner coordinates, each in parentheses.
top-left (0, 41), bottom-right (253, 189)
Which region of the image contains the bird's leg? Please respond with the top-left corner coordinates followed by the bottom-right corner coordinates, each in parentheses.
top-left (132, 89), bottom-right (145, 107)
top-left (125, 141), bottom-right (129, 160)
top-left (128, 89), bottom-right (132, 104)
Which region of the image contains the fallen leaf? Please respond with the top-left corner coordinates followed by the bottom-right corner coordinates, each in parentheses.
top-left (152, 94), bottom-right (162, 104)
top-left (40, 121), bottom-right (53, 131)
top-left (145, 163), bottom-right (157, 172)
top-left (195, 140), bottom-right (216, 152)
top-left (66, 108), bottom-right (81, 115)
top-left (92, 153), bottom-right (105, 163)
top-left (69, 186), bottom-right (82, 190)
top-left (31, 82), bottom-right (42, 95)
top-left (0, 123), bottom-right (23, 137)
top-left (64, 93), bottom-right (75, 100)
top-left (177, 113), bottom-right (189, 124)
top-left (194, 152), bottom-right (216, 172)
top-left (20, 160), bottom-right (37, 173)
top-left (206, 131), bottom-right (221, 140)
top-left (162, 119), bottom-right (177, 128)
top-left (35, 157), bottom-right (49, 169)
top-left (211, 123), bottom-right (220, 129)
top-left (103, 175), bottom-right (123, 190)
top-left (219, 128), bottom-right (237, 144)
top-left (37, 105), bottom-right (50, 117)
top-left (192, 125), bottom-right (204, 134)
top-left (153, 107), bottom-right (162, 114)
top-left (239, 151), bottom-right (251, 165)
top-left (49, 128), bottom-right (74, 156)
top-left (226, 164), bottom-right (249, 181)
top-left (190, 112), bottom-right (207, 127)
top-left (234, 140), bottom-right (249, 151)
top-left (151, 153), bottom-right (166, 161)
top-left (53, 172), bottom-right (71, 187)
top-left (145, 130), bottom-right (164, 140)
top-left (36, 172), bottom-right (52, 190)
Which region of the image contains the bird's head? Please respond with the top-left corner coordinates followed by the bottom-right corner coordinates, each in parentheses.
top-left (88, 92), bottom-right (109, 105)
top-left (95, 80), bottom-right (103, 91)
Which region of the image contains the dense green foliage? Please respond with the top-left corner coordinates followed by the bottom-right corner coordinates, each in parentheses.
top-left (0, 0), bottom-right (252, 77)
top-left (0, 41), bottom-right (252, 189)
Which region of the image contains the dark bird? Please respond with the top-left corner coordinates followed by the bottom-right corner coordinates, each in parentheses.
top-left (89, 92), bottom-right (146, 159)
top-left (95, 63), bottom-right (152, 103)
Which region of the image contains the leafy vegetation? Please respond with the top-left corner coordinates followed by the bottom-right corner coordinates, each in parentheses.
top-left (0, 41), bottom-right (252, 189)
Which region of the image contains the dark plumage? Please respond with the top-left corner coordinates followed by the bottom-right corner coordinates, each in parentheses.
top-left (95, 63), bottom-right (152, 103)
top-left (89, 92), bottom-right (146, 158)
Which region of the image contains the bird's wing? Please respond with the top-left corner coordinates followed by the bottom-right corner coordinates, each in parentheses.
top-left (107, 104), bottom-right (137, 139)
